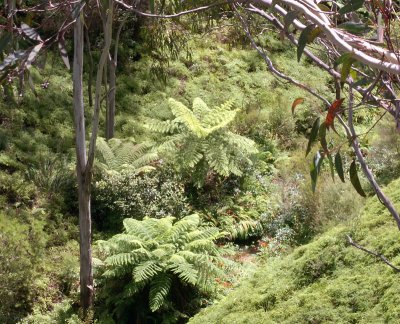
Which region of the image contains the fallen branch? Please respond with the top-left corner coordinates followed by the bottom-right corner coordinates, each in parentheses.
top-left (346, 235), bottom-right (400, 272)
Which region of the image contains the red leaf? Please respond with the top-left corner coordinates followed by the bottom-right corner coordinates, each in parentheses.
top-left (325, 98), bottom-right (344, 130)
top-left (291, 97), bottom-right (305, 115)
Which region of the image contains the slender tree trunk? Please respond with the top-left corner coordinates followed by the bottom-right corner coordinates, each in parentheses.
top-left (3, 0), bottom-right (15, 102)
top-left (106, 58), bottom-right (116, 139)
top-left (73, 6), bottom-right (93, 312)
top-left (105, 15), bottom-right (127, 140)
top-left (85, 26), bottom-right (94, 107)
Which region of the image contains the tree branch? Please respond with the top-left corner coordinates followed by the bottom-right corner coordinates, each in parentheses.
top-left (254, 0), bottom-right (400, 74)
top-left (348, 85), bottom-right (400, 230)
top-left (346, 235), bottom-right (400, 272)
top-left (86, 0), bottom-right (114, 177)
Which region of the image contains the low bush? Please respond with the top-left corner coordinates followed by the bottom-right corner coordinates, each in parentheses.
top-left (92, 168), bottom-right (189, 232)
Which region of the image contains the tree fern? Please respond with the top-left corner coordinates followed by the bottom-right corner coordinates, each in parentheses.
top-left (145, 97), bottom-right (258, 185)
top-left (98, 214), bottom-right (231, 314)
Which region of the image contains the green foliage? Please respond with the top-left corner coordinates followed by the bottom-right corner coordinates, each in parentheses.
top-left (92, 168), bottom-right (189, 231)
top-left (20, 299), bottom-right (83, 324)
top-left (146, 97), bottom-right (258, 186)
top-left (190, 178), bottom-right (400, 323)
top-left (0, 214), bottom-right (46, 323)
top-left (97, 214), bottom-right (231, 322)
top-left (95, 137), bottom-right (158, 174)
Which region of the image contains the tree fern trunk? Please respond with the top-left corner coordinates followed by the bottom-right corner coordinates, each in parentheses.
top-left (73, 5), bottom-right (93, 312)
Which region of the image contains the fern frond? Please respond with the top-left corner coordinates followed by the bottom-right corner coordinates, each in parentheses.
top-left (177, 140), bottom-right (203, 169)
top-left (192, 97), bottom-right (212, 119)
top-left (123, 218), bottom-right (154, 240)
top-left (109, 234), bottom-right (144, 251)
top-left (129, 152), bottom-right (158, 169)
top-left (96, 137), bottom-right (117, 169)
top-left (167, 214), bottom-right (199, 242)
top-left (229, 220), bottom-right (263, 240)
top-left (186, 227), bottom-right (220, 241)
top-left (185, 239), bottom-right (218, 254)
top-left (154, 217), bottom-right (174, 235)
top-left (102, 266), bottom-right (131, 278)
top-left (99, 214), bottom-right (234, 314)
top-left (156, 133), bottom-right (188, 154)
top-left (105, 252), bottom-right (137, 267)
top-left (205, 144), bottom-right (230, 176)
top-left (145, 118), bottom-right (180, 134)
top-left (149, 273), bottom-right (172, 312)
top-left (169, 98), bottom-right (209, 138)
top-left (122, 280), bottom-right (146, 298)
top-left (167, 255), bottom-right (198, 285)
top-left (203, 107), bottom-right (237, 130)
top-left (224, 131), bottom-right (258, 155)
top-left (96, 137), bottom-right (156, 173)
top-left (134, 260), bottom-right (162, 283)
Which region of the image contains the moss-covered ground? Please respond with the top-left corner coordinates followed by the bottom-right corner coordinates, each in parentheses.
top-left (190, 179), bottom-right (400, 323)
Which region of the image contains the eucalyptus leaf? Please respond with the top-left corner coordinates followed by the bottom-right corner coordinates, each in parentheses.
top-left (339, 0), bottom-right (366, 15)
top-left (335, 152), bottom-right (345, 183)
top-left (349, 160), bottom-right (366, 197)
top-left (21, 23), bottom-right (42, 42)
top-left (306, 117), bottom-right (320, 157)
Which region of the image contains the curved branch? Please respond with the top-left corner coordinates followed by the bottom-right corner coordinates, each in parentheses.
top-left (348, 85), bottom-right (400, 230)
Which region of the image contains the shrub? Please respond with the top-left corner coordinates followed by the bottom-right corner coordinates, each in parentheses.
top-left (96, 214), bottom-right (231, 323)
top-left (92, 168), bottom-right (189, 231)
top-left (20, 299), bottom-right (83, 324)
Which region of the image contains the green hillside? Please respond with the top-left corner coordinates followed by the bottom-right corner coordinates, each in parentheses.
top-left (2, 2), bottom-right (400, 323)
top-left (190, 179), bottom-right (400, 323)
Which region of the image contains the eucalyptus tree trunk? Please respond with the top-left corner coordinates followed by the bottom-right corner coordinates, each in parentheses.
top-left (106, 14), bottom-right (127, 140)
top-left (106, 58), bottom-right (116, 139)
top-left (73, 7), bottom-right (93, 311)
top-left (73, 0), bottom-right (114, 312)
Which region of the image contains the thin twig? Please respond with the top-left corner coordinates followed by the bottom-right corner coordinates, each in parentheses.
top-left (115, 0), bottom-right (225, 18)
top-left (346, 235), bottom-right (400, 272)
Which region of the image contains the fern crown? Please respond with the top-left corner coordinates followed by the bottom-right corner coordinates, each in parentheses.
top-left (145, 97), bottom-right (258, 184)
top-left (97, 214), bottom-right (230, 312)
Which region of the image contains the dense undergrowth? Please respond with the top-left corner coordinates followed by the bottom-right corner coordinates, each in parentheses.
top-left (0, 22), bottom-right (398, 323)
top-left (190, 178), bottom-right (400, 323)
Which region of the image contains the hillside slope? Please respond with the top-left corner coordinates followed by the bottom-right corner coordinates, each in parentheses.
top-left (190, 179), bottom-right (400, 323)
